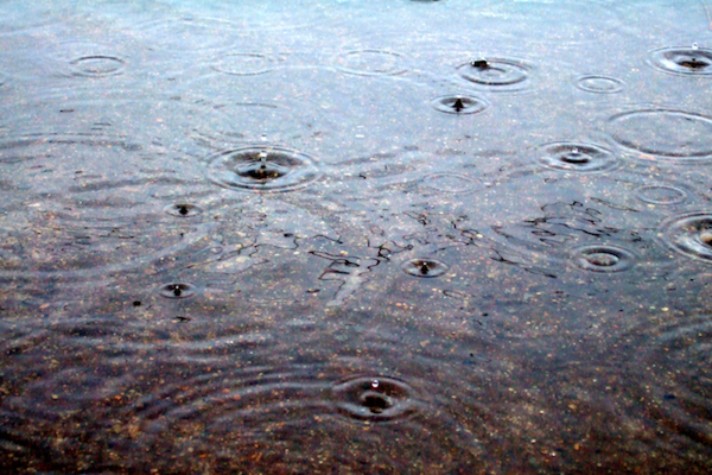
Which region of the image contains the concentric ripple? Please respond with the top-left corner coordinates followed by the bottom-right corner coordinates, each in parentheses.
top-left (636, 185), bottom-right (688, 205)
top-left (457, 58), bottom-right (532, 92)
top-left (69, 55), bottom-right (125, 77)
top-left (575, 75), bottom-right (624, 94)
top-left (330, 376), bottom-right (417, 422)
top-left (211, 52), bottom-right (276, 76)
top-left (165, 203), bottom-right (203, 217)
top-left (402, 258), bottom-right (448, 278)
top-left (538, 142), bottom-right (617, 172)
top-left (609, 110), bottom-right (712, 162)
top-left (158, 283), bottom-right (197, 299)
top-left (206, 146), bottom-right (321, 192)
top-left (431, 95), bottom-right (488, 115)
top-left (572, 245), bottom-right (635, 272)
top-left (336, 50), bottom-right (408, 76)
top-left (649, 46), bottom-right (712, 76)
top-left (661, 213), bottom-right (712, 263)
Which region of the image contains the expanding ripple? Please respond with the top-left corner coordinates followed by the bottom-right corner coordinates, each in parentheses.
top-left (608, 109), bottom-right (712, 162)
top-left (649, 45), bottom-right (712, 76)
top-left (457, 57), bottom-right (532, 93)
top-left (660, 213), bottom-right (712, 263)
top-left (69, 55), bottom-right (125, 77)
top-left (431, 94), bottom-right (488, 115)
top-left (575, 75), bottom-right (624, 94)
top-left (336, 50), bottom-right (408, 76)
top-left (572, 244), bottom-right (636, 272)
top-left (636, 185), bottom-right (689, 206)
top-left (538, 142), bottom-right (618, 172)
top-left (331, 376), bottom-right (418, 421)
top-left (402, 258), bottom-right (449, 278)
top-left (206, 145), bottom-right (321, 192)
top-left (211, 52), bottom-right (276, 76)
top-left (158, 283), bottom-right (197, 299)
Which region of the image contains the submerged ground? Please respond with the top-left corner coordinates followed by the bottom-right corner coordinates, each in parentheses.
top-left (1, 0), bottom-right (711, 473)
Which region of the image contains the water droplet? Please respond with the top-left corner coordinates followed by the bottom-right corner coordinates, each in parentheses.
top-left (402, 259), bottom-right (448, 278)
top-left (458, 57), bottom-right (532, 93)
top-left (165, 203), bottom-right (202, 217)
top-left (432, 95), bottom-right (489, 115)
top-left (159, 283), bottom-right (196, 299)
top-left (692, 42), bottom-right (699, 50)
top-left (573, 245), bottom-right (635, 272)
top-left (661, 213), bottom-right (712, 262)
top-left (331, 376), bottom-right (416, 421)
top-left (649, 46), bottom-right (712, 75)
top-left (539, 142), bottom-right (617, 172)
top-left (207, 146), bottom-right (321, 192)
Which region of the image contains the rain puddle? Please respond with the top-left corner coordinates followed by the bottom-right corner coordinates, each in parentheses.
top-left (1, 0), bottom-right (711, 473)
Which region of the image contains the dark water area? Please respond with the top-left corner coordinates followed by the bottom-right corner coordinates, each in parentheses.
top-left (1, 0), bottom-right (711, 473)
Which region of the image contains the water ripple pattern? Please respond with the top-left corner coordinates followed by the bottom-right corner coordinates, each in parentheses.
top-left (331, 376), bottom-right (419, 421)
top-left (211, 52), bottom-right (276, 76)
top-left (336, 49), bottom-right (408, 76)
top-left (457, 57), bottom-right (532, 92)
top-left (608, 109), bottom-right (712, 162)
top-left (538, 142), bottom-right (618, 172)
top-left (648, 46), bottom-right (712, 76)
top-left (661, 213), bottom-right (712, 263)
top-left (575, 75), bottom-right (624, 94)
top-left (206, 145), bottom-right (321, 192)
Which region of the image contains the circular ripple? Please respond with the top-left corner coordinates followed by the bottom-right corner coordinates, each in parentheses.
top-left (165, 203), bottom-right (203, 217)
top-left (575, 75), bottom-right (624, 94)
top-left (457, 58), bottom-right (531, 92)
top-left (206, 146), bottom-right (321, 192)
top-left (159, 283), bottom-right (196, 299)
top-left (649, 46), bottom-right (712, 76)
top-left (609, 110), bottom-right (712, 162)
top-left (336, 50), bottom-right (407, 76)
top-left (636, 185), bottom-right (688, 205)
top-left (69, 55), bottom-right (125, 77)
top-left (431, 95), bottom-right (488, 115)
top-left (573, 245), bottom-right (635, 272)
top-left (661, 213), bottom-right (712, 263)
top-left (420, 173), bottom-right (479, 194)
top-left (211, 53), bottom-right (275, 76)
top-left (402, 258), bottom-right (448, 278)
top-left (331, 376), bottom-right (417, 422)
top-left (538, 142), bottom-right (617, 172)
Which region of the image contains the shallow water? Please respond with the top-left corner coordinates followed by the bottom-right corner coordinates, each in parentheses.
top-left (1, 0), bottom-right (711, 473)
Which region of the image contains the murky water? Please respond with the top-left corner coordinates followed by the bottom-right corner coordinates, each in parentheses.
top-left (1, 0), bottom-right (711, 473)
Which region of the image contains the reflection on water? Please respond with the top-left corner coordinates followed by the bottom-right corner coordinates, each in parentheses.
top-left (1, 0), bottom-right (711, 473)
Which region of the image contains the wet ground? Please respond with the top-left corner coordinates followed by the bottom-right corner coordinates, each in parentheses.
top-left (1, 0), bottom-right (711, 473)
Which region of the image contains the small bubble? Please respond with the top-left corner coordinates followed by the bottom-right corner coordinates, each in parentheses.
top-left (371, 379), bottom-right (380, 389)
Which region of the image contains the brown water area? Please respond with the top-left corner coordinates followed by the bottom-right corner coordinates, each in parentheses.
top-left (1, 0), bottom-right (711, 473)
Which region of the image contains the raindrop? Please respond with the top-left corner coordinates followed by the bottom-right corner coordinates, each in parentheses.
top-left (661, 213), bottom-right (712, 262)
top-left (211, 53), bottom-right (275, 76)
top-left (402, 258), bottom-right (448, 278)
top-left (648, 46), bottom-right (712, 75)
top-left (457, 57), bottom-right (532, 92)
top-left (573, 245), bottom-right (635, 272)
top-left (331, 376), bottom-right (417, 421)
top-left (636, 185), bottom-right (688, 205)
top-left (538, 142), bottom-right (617, 172)
top-left (159, 283), bottom-right (196, 299)
top-left (431, 95), bottom-right (489, 115)
top-left (207, 146), bottom-right (321, 192)
top-left (165, 203), bottom-right (202, 217)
